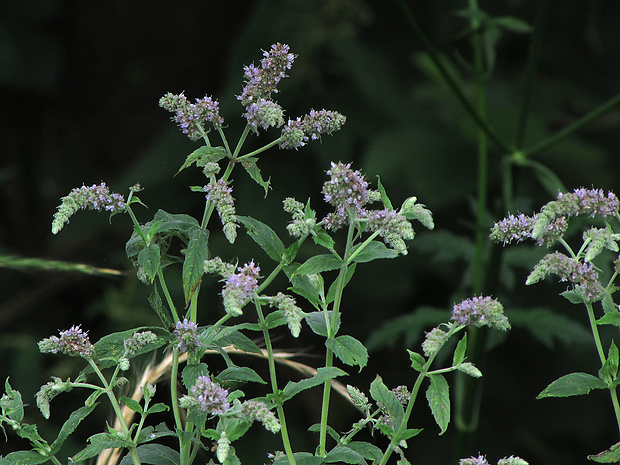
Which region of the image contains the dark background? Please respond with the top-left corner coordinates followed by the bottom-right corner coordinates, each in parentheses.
top-left (3, 0), bottom-right (620, 463)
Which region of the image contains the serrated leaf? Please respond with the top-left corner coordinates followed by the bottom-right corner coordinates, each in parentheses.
top-left (349, 241), bottom-right (399, 264)
top-left (237, 216), bottom-right (285, 262)
top-left (326, 335), bottom-right (368, 371)
top-left (281, 367), bottom-right (347, 402)
top-left (218, 366), bottom-right (266, 384)
top-left (369, 376), bottom-right (404, 431)
top-left (600, 341), bottom-right (619, 382)
top-left (376, 176), bottom-right (393, 210)
top-left (119, 444), bottom-right (180, 465)
top-left (452, 334), bottom-right (467, 366)
top-left (182, 226), bottom-right (209, 305)
top-left (71, 432), bottom-right (133, 461)
top-left (241, 157), bottom-right (271, 196)
top-left (0, 451), bottom-right (50, 465)
top-left (88, 327), bottom-right (166, 371)
top-left (598, 313), bottom-right (620, 326)
top-left (50, 403), bottom-right (97, 454)
top-left (120, 396), bottom-right (143, 415)
top-left (273, 453), bottom-right (325, 465)
top-left (325, 445), bottom-right (365, 464)
top-left (313, 230), bottom-right (335, 251)
top-left (148, 287), bottom-right (173, 328)
top-left (289, 273), bottom-right (323, 310)
top-left (346, 441), bottom-right (383, 461)
top-left (308, 423), bottom-right (340, 442)
top-left (225, 330), bottom-right (263, 355)
top-left (407, 350), bottom-right (426, 372)
top-left (181, 363), bottom-right (209, 390)
top-left (537, 372), bottom-right (607, 399)
top-left (588, 441), bottom-right (620, 463)
top-left (295, 254), bottom-right (343, 276)
top-left (145, 403), bottom-right (169, 415)
top-left (176, 145), bottom-right (227, 175)
top-left (3, 379), bottom-right (24, 422)
top-left (138, 243), bottom-right (160, 284)
top-left (305, 311), bottom-right (340, 337)
top-left (426, 374), bottom-right (450, 435)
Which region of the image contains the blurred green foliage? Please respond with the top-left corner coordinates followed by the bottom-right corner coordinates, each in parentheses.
top-left (3, 0), bottom-right (620, 463)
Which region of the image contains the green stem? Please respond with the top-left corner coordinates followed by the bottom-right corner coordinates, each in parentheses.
top-left (237, 137), bottom-right (283, 161)
top-left (254, 296), bottom-right (297, 465)
top-left (524, 90), bottom-right (620, 157)
top-left (394, 0), bottom-right (513, 155)
top-left (157, 269), bottom-right (179, 322)
top-left (584, 302), bottom-right (620, 433)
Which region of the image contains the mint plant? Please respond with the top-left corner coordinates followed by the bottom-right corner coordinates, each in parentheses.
top-left (492, 188), bottom-right (620, 463)
top-left (0, 43), bottom-right (526, 465)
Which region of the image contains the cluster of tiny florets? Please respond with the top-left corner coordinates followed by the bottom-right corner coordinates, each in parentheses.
top-left (243, 98), bottom-right (285, 133)
top-left (526, 251), bottom-right (603, 302)
top-left (159, 92), bottom-right (223, 140)
top-left (422, 327), bottom-right (449, 357)
top-left (203, 256), bottom-right (236, 278)
top-left (269, 292), bottom-right (305, 338)
top-left (123, 331), bottom-right (158, 355)
top-left (451, 297), bottom-right (510, 331)
top-left (205, 180), bottom-right (238, 244)
top-left (173, 319), bottom-right (201, 353)
top-left (222, 261), bottom-right (261, 316)
top-left (283, 197), bottom-right (315, 238)
top-left (240, 400), bottom-right (281, 433)
top-left (52, 183), bottom-right (126, 234)
top-left (38, 325), bottom-right (95, 358)
top-left (322, 162), bottom-right (370, 230)
top-left (489, 213), bottom-right (535, 245)
top-left (346, 385), bottom-right (370, 411)
top-left (459, 456), bottom-right (528, 465)
top-left (183, 376), bottom-right (230, 416)
top-left (364, 208), bottom-right (415, 255)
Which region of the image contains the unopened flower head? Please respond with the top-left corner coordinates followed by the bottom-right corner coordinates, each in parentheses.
top-left (124, 331), bottom-right (158, 355)
top-left (279, 118), bottom-right (308, 149)
top-left (459, 456), bottom-right (489, 465)
top-left (346, 385), bottom-right (370, 410)
top-left (182, 376), bottom-right (230, 416)
top-left (238, 43), bottom-right (295, 107)
top-left (283, 197), bottom-right (315, 237)
top-left (269, 292), bottom-right (305, 337)
top-left (364, 208), bottom-right (414, 255)
top-left (526, 251), bottom-right (603, 302)
top-left (38, 325), bottom-right (95, 358)
top-left (203, 256), bottom-right (236, 278)
top-left (498, 457), bottom-right (529, 465)
top-left (205, 180), bottom-right (238, 244)
top-left (52, 182), bottom-right (126, 234)
top-left (173, 319), bottom-right (201, 353)
top-left (243, 98), bottom-right (284, 133)
top-left (159, 92), bottom-right (223, 140)
top-left (222, 261), bottom-right (260, 316)
top-left (240, 400), bottom-right (281, 433)
top-left (36, 377), bottom-right (72, 419)
top-left (422, 327), bottom-right (449, 357)
top-left (451, 296), bottom-right (510, 331)
top-left (322, 162), bottom-right (370, 231)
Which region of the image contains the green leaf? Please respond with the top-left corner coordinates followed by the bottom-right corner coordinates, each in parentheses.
top-left (176, 145), bottom-right (227, 175)
top-left (89, 327), bottom-right (166, 370)
top-left (182, 226), bottom-right (209, 305)
top-left (326, 335), bottom-right (368, 371)
top-left (313, 229), bottom-right (335, 251)
top-left (346, 441), bottom-right (383, 461)
top-left (148, 287), bottom-right (173, 328)
top-left (50, 403), bottom-right (97, 454)
top-left (3, 379), bottom-right (24, 422)
top-left (218, 366), bottom-right (266, 385)
top-left (281, 367), bottom-right (347, 402)
top-left (145, 403), bottom-right (169, 415)
top-left (295, 254), bottom-right (343, 276)
top-left (349, 241), bottom-right (399, 264)
top-left (0, 451), bottom-right (50, 465)
top-left (119, 444), bottom-right (180, 465)
top-left (400, 197), bottom-right (434, 230)
top-left (13, 424), bottom-right (46, 448)
top-left (273, 453), bottom-right (325, 465)
top-left (401, 428), bottom-right (423, 440)
top-left (560, 289), bottom-right (585, 304)
top-left (181, 363), bottom-right (209, 390)
top-left (120, 396), bottom-right (143, 415)
top-left (305, 311), bottom-right (340, 337)
top-left (456, 362), bottom-right (482, 378)
top-left (241, 157), bottom-right (271, 196)
top-left (598, 312), bottom-right (620, 326)
top-left (71, 432), bottom-right (133, 461)
top-left (369, 376), bottom-right (404, 431)
top-left (588, 441), bottom-right (620, 463)
top-left (537, 372), bottom-right (607, 399)
top-left (308, 423), bottom-right (340, 442)
top-left (407, 350), bottom-right (425, 372)
top-left (137, 243), bottom-right (160, 284)
top-left (600, 341), bottom-right (619, 382)
top-left (426, 374), bottom-right (450, 435)
top-left (289, 273), bottom-right (323, 310)
top-left (493, 15), bottom-right (533, 33)
top-left (237, 216), bottom-right (285, 262)
top-left (452, 334), bottom-right (467, 366)
top-left (225, 330), bottom-right (263, 355)
top-left (376, 176), bottom-right (393, 210)
top-left (325, 445), bottom-right (365, 464)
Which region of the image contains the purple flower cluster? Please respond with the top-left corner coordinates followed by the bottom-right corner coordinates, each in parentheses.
top-left (526, 251), bottom-right (603, 302)
top-left (173, 319), bottom-right (201, 353)
top-left (491, 188), bottom-right (618, 247)
top-left (322, 162), bottom-right (370, 231)
top-left (159, 92), bottom-right (223, 140)
top-left (123, 331), bottom-right (158, 355)
top-left (460, 456), bottom-right (528, 465)
top-left (238, 43), bottom-right (295, 108)
top-left (243, 98), bottom-right (285, 133)
top-left (451, 296), bottom-right (510, 330)
top-left (460, 456), bottom-right (489, 465)
top-left (364, 208), bottom-right (414, 255)
top-left (52, 182), bottom-right (126, 234)
top-left (188, 376), bottom-right (230, 415)
top-left (279, 110), bottom-right (347, 150)
top-left (205, 180), bottom-right (238, 243)
top-left (222, 261), bottom-right (261, 316)
top-left (38, 325), bottom-right (95, 358)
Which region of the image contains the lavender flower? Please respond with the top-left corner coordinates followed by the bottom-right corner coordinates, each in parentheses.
top-left (364, 208), bottom-right (415, 255)
top-left (159, 92), bottom-right (223, 140)
top-left (279, 118), bottom-right (308, 149)
top-left (526, 251), bottom-right (603, 302)
top-left (222, 261), bottom-right (261, 316)
top-left (173, 319), bottom-right (201, 353)
top-left (489, 213), bottom-right (535, 245)
top-left (52, 182), bottom-right (126, 234)
top-left (240, 400), bottom-right (281, 433)
top-left (322, 162), bottom-right (370, 231)
top-left (38, 325), bottom-right (95, 358)
top-left (181, 376), bottom-right (230, 416)
top-left (205, 180), bottom-right (238, 244)
top-left (243, 98), bottom-right (284, 133)
top-left (238, 43), bottom-right (295, 107)
top-left (278, 110), bottom-right (347, 150)
top-left (460, 456), bottom-right (489, 465)
top-left (451, 296), bottom-right (510, 331)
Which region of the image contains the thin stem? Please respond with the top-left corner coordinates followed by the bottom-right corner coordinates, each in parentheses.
top-left (524, 90), bottom-right (620, 157)
top-left (157, 269), bottom-right (179, 322)
top-left (237, 137), bottom-right (283, 161)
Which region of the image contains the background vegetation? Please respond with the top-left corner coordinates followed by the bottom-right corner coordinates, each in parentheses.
top-left (3, 0), bottom-right (620, 463)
